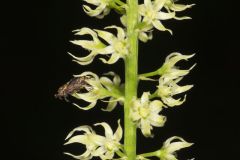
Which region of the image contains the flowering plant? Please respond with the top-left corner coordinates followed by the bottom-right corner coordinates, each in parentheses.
top-left (56, 0), bottom-right (196, 159)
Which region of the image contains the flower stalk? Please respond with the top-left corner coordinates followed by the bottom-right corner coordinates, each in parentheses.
top-left (124, 0), bottom-right (139, 159)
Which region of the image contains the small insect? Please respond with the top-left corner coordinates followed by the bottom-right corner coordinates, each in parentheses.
top-left (55, 76), bottom-right (92, 102)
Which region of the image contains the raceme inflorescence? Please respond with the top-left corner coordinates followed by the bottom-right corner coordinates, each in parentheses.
top-left (55, 0), bottom-right (196, 160)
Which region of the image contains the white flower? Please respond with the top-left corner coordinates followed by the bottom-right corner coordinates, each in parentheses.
top-left (164, 0), bottom-right (195, 13)
top-left (72, 71), bottom-right (124, 111)
top-left (138, 0), bottom-right (176, 34)
top-left (64, 125), bottom-right (106, 160)
top-left (157, 76), bottom-right (193, 107)
top-left (131, 92), bottom-right (166, 137)
top-left (137, 0), bottom-right (194, 41)
top-left (155, 52), bottom-right (195, 107)
top-left (64, 120), bottom-right (123, 160)
top-left (156, 136), bottom-right (193, 160)
top-left (69, 26), bottom-right (128, 65)
top-left (94, 120), bottom-right (123, 159)
top-left (82, 0), bottom-right (125, 19)
top-left (158, 52), bottom-right (196, 79)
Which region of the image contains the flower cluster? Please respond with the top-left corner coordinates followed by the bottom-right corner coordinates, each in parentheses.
top-left (69, 26), bottom-right (128, 65)
top-left (140, 52), bottom-right (195, 107)
top-left (137, 0), bottom-right (194, 42)
top-left (156, 53), bottom-right (195, 107)
top-left (82, 0), bottom-right (125, 18)
top-left (155, 136), bottom-right (193, 160)
top-left (131, 92), bottom-right (166, 137)
top-left (64, 120), bottom-right (124, 160)
top-left (72, 71), bottom-right (124, 111)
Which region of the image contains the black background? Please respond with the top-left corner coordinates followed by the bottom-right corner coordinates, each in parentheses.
top-left (2, 0), bottom-right (239, 160)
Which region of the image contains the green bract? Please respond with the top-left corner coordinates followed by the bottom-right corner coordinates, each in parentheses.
top-left (69, 26), bottom-right (128, 65)
top-left (64, 120), bottom-right (123, 160)
top-left (131, 92), bottom-right (166, 137)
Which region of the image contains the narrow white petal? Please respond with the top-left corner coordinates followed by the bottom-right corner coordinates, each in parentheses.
top-left (72, 101), bottom-right (97, 110)
top-left (105, 26), bottom-right (126, 40)
top-left (141, 119), bottom-right (153, 137)
top-left (65, 125), bottom-right (94, 140)
top-left (95, 29), bottom-right (115, 44)
top-left (113, 119), bottom-right (123, 142)
top-left (152, 20), bottom-right (172, 35)
top-left (65, 135), bottom-right (89, 145)
top-left (94, 122), bottom-right (113, 139)
top-left (156, 11), bottom-right (175, 20)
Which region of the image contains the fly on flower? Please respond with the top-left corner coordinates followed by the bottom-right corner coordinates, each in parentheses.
top-left (55, 76), bottom-right (93, 102)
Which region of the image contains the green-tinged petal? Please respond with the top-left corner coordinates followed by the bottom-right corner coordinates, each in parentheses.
top-left (156, 11), bottom-right (175, 20)
top-left (99, 54), bottom-right (121, 64)
top-left (64, 135), bottom-right (89, 145)
top-left (162, 95), bottom-right (186, 107)
top-left (113, 120), bottom-right (123, 142)
top-left (100, 77), bottom-right (114, 90)
top-left (131, 108), bottom-right (141, 121)
top-left (65, 125), bottom-right (94, 140)
top-left (149, 114), bottom-right (166, 127)
top-left (174, 16), bottom-right (192, 20)
top-left (152, 20), bottom-right (172, 34)
top-left (139, 32), bottom-right (150, 42)
top-left (98, 46), bottom-right (115, 54)
top-left (154, 0), bottom-right (168, 11)
top-left (74, 71), bottom-right (99, 80)
top-left (73, 101), bottom-right (97, 110)
top-left (141, 92), bottom-right (150, 105)
top-left (144, 0), bottom-right (153, 10)
top-left (73, 27), bottom-right (99, 42)
top-left (95, 29), bottom-right (115, 44)
top-left (149, 100), bottom-right (163, 112)
top-left (94, 122), bottom-right (113, 139)
top-left (68, 51), bottom-right (96, 63)
top-left (64, 150), bottom-right (92, 160)
top-left (84, 0), bottom-right (100, 6)
top-left (165, 53), bottom-right (195, 68)
top-left (83, 4), bottom-right (106, 17)
top-left (72, 58), bottom-right (94, 65)
top-left (101, 97), bottom-right (118, 111)
top-left (73, 92), bottom-right (98, 102)
top-left (93, 147), bottom-right (105, 157)
top-left (173, 84), bottom-right (193, 95)
top-left (105, 26), bottom-right (126, 40)
top-left (138, 4), bottom-right (147, 16)
top-left (120, 15), bottom-right (127, 26)
top-left (163, 136), bottom-right (193, 153)
top-left (169, 3), bottom-right (195, 12)
top-left (88, 134), bottom-right (106, 146)
top-left (140, 119), bottom-right (153, 137)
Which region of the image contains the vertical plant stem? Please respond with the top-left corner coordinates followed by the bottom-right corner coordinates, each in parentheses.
top-left (124, 0), bottom-right (138, 159)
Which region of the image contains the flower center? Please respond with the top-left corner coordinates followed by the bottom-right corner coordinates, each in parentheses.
top-left (139, 107), bottom-right (150, 118)
top-left (113, 40), bottom-right (127, 55)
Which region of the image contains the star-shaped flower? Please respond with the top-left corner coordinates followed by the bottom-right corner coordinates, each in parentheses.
top-left (72, 71), bottom-right (124, 111)
top-left (64, 120), bottom-right (123, 160)
top-left (156, 136), bottom-right (193, 160)
top-left (131, 92), bottom-right (166, 137)
top-left (82, 0), bottom-right (125, 19)
top-left (69, 26), bottom-right (128, 65)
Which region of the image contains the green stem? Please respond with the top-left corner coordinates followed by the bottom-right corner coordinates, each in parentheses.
top-left (138, 151), bottom-right (158, 158)
top-left (124, 0), bottom-right (138, 159)
top-left (139, 70), bottom-right (159, 78)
